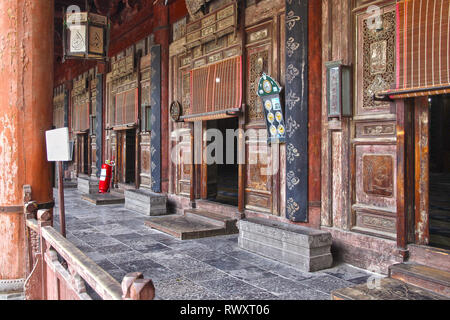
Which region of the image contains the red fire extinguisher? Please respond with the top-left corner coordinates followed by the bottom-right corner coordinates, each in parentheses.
top-left (99, 160), bottom-right (113, 193)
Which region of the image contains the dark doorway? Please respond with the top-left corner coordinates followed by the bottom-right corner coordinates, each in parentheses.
top-left (116, 129), bottom-right (136, 185)
top-left (77, 133), bottom-right (89, 175)
top-left (205, 117), bottom-right (239, 206)
top-left (429, 94), bottom-right (450, 249)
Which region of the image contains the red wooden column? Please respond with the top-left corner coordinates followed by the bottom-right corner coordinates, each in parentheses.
top-left (153, 0), bottom-right (170, 193)
top-left (0, 0), bottom-right (54, 289)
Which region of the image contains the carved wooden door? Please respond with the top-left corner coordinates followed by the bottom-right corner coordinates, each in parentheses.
top-left (176, 124), bottom-right (192, 197)
top-left (351, 4), bottom-right (398, 239)
top-left (116, 131), bottom-right (125, 184)
top-left (244, 23), bottom-right (278, 215)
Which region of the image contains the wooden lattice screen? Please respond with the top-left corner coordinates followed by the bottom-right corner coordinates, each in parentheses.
top-left (395, 0), bottom-right (450, 97)
top-left (114, 88), bottom-right (138, 126)
top-left (72, 102), bottom-right (89, 132)
top-left (186, 56), bottom-right (242, 120)
top-left (53, 105), bottom-right (64, 128)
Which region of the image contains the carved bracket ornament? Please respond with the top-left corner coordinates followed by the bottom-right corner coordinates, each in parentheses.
top-left (93, 0), bottom-right (142, 25)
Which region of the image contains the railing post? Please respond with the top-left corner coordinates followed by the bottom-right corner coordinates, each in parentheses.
top-left (37, 209), bottom-right (53, 300)
top-left (121, 272), bottom-right (155, 300)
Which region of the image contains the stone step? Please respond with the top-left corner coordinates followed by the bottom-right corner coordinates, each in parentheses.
top-left (194, 200), bottom-right (242, 219)
top-left (81, 192), bottom-right (125, 205)
top-left (407, 244), bottom-right (450, 271)
top-left (332, 277), bottom-right (446, 300)
top-left (389, 263), bottom-right (450, 298)
top-left (184, 209), bottom-right (238, 232)
top-left (144, 214), bottom-right (229, 240)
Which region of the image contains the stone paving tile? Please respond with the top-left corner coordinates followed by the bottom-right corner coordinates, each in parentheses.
top-left (194, 237), bottom-right (239, 253)
top-left (93, 223), bottom-right (136, 236)
top-left (198, 276), bottom-right (264, 300)
top-left (154, 254), bottom-right (217, 275)
top-left (131, 242), bottom-right (173, 254)
top-left (106, 250), bottom-right (150, 265)
top-left (203, 254), bottom-right (254, 271)
top-left (96, 259), bottom-right (121, 271)
top-left (114, 258), bottom-right (166, 275)
top-left (227, 266), bottom-right (278, 282)
top-left (155, 278), bottom-right (222, 300)
top-left (226, 249), bottom-right (282, 270)
top-left (95, 243), bottom-right (135, 256)
top-left (105, 268), bottom-right (128, 283)
top-left (82, 233), bottom-right (122, 248)
top-left (249, 275), bottom-right (311, 296)
top-left (143, 265), bottom-right (184, 282)
top-left (111, 232), bottom-right (146, 242)
top-left (180, 248), bottom-right (221, 261)
top-left (299, 275), bottom-right (355, 294)
top-left (321, 264), bottom-right (372, 281)
top-left (182, 269), bottom-right (229, 282)
top-left (266, 263), bottom-right (317, 282)
top-left (347, 275), bottom-right (373, 285)
top-left (56, 189), bottom-right (375, 300)
top-left (277, 288), bottom-right (331, 300)
top-left (234, 288), bottom-right (279, 300)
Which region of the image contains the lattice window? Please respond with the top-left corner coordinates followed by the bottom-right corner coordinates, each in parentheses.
top-left (114, 88), bottom-right (137, 126)
top-left (247, 49), bottom-right (269, 120)
top-left (72, 102), bottom-right (89, 131)
top-left (190, 56), bottom-right (242, 116)
top-left (362, 10), bottom-right (395, 109)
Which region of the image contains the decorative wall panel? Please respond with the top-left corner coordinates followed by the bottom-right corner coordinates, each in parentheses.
top-left (355, 145), bottom-right (397, 211)
top-left (357, 8), bottom-right (396, 115)
top-left (150, 45), bottom-right (162, 193)
top-left (285, 0), bottom-right (308, 222)
top-left (247, 46), bottom-right (269, 121)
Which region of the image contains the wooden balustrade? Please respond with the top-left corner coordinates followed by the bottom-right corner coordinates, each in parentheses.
top-left (23, 194), bottom-right (155, 300)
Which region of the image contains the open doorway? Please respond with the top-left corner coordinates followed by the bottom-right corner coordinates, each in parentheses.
top-left (205, 117), bottom-right (239, 206)
top-left (429, 94), bottom-right (450, 249)
top-left (77, 133), bottom-right (89, 175)
top-left (116, 129), bottom-right (136, 186)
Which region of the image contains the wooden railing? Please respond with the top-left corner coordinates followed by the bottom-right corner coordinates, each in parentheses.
top-left (23, 195), bottom-right (154, 300)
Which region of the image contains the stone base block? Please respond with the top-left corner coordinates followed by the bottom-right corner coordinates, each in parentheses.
top-left (77, 176), bottom-right (99, 194)
top-left (125, 188), bottom-right (168, 216)
top-left (238, 218), bottom-right (333, 272)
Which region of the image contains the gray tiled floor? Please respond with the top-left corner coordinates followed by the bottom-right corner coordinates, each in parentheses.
top-left (53, 189), bottom-right (378, 300)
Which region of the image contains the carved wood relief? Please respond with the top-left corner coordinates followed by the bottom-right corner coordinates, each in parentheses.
top-left (356, 5), bottom-right (396, 115)
top-left (247, 47), bottom-right (270, 121)
top-left (362, 155), bottom-right (393, 197)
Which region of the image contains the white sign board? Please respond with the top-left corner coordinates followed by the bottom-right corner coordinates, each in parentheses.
top-left (45, 128), bottom-right (72, 162)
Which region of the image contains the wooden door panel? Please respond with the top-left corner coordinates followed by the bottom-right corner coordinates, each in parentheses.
top-left (351, 4), bottom-right (398, 239)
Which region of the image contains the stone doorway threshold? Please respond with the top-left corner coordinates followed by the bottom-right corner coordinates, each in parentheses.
top-left (144, 209), bottom-right (239, 240)
top-left (81, 192), bottom-right (125, 205)
top-left (332, 277), bottom-right (446, 300)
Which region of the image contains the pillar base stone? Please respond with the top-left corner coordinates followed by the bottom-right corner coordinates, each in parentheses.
top-left (77, 176), bottom-right (99, 194)
top-left (125, 189), bottom-right (168, 216)
top-left (238, 218), bottom-right (333, 272)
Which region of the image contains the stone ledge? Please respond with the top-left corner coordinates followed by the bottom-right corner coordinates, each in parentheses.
top-left (125, 189), bottom-right (168, 216)
top-left (77, 176), bottom-right (99, 194)
top-left (238, 218), bottom-right (333, 272)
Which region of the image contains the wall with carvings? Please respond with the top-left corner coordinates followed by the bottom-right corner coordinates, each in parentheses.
top-left (320, 0), bottom-right (403, 274)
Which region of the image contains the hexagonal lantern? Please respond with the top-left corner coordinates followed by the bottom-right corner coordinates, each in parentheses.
top-left (63, 8), bottom-right (109, 61)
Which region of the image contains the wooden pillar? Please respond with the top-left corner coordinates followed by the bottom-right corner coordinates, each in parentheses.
top-left (153, 0), bottom-right (170, 193)
top-left (0, 0), bottom-right (54, 285)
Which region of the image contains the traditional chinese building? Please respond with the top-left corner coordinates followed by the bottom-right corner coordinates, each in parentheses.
top-left (0, 0), bottom-right (448, 299)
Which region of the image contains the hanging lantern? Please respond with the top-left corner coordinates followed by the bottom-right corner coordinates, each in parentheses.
top-left (63, 4), bottom-right (110, 61)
